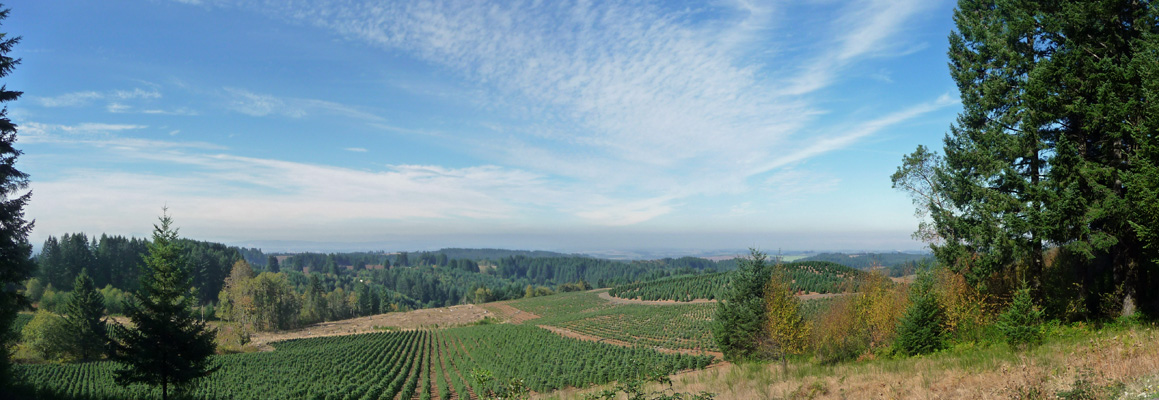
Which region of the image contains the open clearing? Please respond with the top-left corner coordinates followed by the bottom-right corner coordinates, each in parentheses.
top-left (249, 304), bottom-right (491, 348)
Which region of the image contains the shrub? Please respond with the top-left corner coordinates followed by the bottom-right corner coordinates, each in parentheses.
top-left (20, 310), bottom-right (70, 361)
top-left (997, 283), bottom-right (1043, 350)
top-left (811, 272), bottom-right (907, 363)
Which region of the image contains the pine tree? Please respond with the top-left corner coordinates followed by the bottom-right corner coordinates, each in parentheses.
top-left (111, 212), bottom-right (217, 400)
top-left (0, 3), bottom-right (33, 389)
top-left (712, 249), bottom-right (774, 362)
top-left (63, 269), bottom-right (108, 361)
top-left (895, 272), bottom-right (945, 356)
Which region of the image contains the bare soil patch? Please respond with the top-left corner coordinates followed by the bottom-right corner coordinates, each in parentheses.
top-left (250, 304), bottom-right (492, 349)
top-left (480, 302), bottom-right (540, 323)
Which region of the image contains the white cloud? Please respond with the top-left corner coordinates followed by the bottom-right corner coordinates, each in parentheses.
top-left (344, 147), bottom-right (367, 152)
top-left (223, 87), bottom-right (383, 122)
top-left (37, 88), bottom-right (161, 108)
top-left (146, 0), bottom-right (945, 228)
top-left (25, 141), bottom-right (574, 242)
top-left (778, 0), bottom-right (933, 96)
top-left (36, 91), bottom-right (103, 107)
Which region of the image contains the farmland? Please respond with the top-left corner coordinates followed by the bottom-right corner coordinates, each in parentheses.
top-left (608, 261), bottom-right (864, 302)
top-left (498, 290), bottom-right (720, 353)
top-left (14, 323), bottom-right (713, 399)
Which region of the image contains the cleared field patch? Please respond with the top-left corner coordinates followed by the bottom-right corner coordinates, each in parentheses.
top-left (249, 304), bottom-right (492, 348)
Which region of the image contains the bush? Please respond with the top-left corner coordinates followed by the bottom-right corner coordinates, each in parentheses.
top-left (20, 310), bottom-right (70, 361)
top-left (811, 273), bottom-right (907, 363)
top-left (997, 283), bottom-right (1044, 350)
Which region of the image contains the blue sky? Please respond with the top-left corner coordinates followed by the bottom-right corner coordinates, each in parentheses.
top-left (6, 0), bottom-right (960, 253)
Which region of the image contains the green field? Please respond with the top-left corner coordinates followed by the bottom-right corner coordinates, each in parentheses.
top-left (608, 261), bottom-right (864, 302)
top-left (14, 324), bottom-right (712, 400)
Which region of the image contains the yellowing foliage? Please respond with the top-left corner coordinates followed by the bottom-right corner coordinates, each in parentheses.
top-left (762, 269), bottom-right (811, 365)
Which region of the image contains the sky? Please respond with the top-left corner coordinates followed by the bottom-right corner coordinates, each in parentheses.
top-left (5, 0), bottom-right (961, 254)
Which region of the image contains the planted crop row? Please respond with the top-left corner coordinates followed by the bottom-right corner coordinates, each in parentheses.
top-left (556, 303), bottom-right (718, 352)
top-left (439, 324), bottom-right (713, 393)
top-left (14, 323), bottom-right (711, 400)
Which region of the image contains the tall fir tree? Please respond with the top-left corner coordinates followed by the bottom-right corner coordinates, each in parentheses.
top-left (63, 269), bottom-right (108, 361)
top-left (895, 0), bottom-right (1159, 317)
top-left (929, 0), bottom-right (1059, 290)
top-left (1038, 0), bottom-right (1157, 317)
top-left (712, 249), bottom-right (774, 362)
top-left (1126, 7), bottom-right (1159, 314)
top-left (111, 212), bottom-right (217, 400)
top-left (0, 3), bottom-right (33, 390)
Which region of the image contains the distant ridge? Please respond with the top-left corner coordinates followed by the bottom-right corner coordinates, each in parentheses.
top-left (430, 248), bottom-right (578, 260)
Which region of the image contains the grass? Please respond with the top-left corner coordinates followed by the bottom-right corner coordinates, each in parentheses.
top-left (536, 322), bottom-right (1159, 400)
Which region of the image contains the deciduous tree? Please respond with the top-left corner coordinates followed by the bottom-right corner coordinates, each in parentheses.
top-left (762, 264), bottom-right (810, 371)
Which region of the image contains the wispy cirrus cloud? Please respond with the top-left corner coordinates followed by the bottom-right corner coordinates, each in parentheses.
top-left (153, 0), bottom-right (946, 228)
top-left (36, 87), bottom-right (161, 107)
top-left (223, 87), bottom-right (385, 123)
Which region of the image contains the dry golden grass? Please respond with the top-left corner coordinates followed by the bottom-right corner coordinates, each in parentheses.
top-left (537, 325), bottom-right (1159, 400)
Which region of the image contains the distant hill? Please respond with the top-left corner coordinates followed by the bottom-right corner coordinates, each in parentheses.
top-left (432, 248), bottom-right (576, 260)
top-left (797, 252), bottom-right (932, 273)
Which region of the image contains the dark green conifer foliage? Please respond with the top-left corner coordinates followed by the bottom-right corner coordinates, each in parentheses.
top-left (895, 1), bottom-right (1159, 318)
top-left (111, 212), bottom-right (217, 400)
top-left (63, 269), bottom-right (108, 361)
top-left (266, 255), bottom-right (280, 273)
top-left (997, 283), bottom-right (1044, 350)
top-left (0, 3), bottom-right (33, 390)
top-left (712, 249), bottom-right (773, 362)
top-left (895, 272), bottom-right (945, 356)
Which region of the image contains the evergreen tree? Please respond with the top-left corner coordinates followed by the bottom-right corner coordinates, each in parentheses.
top-left (895, 272), bottom-right (945, 356)
top-left (894, 1), bottom-right (1159, 316)
top-left (111, 212), bottom-right (217, 400)
top-left (267, 255), bottom-right (280, 273)
top-left (0, 4), bottom-right (33, 388)
top-left (356, 282), bottom-right (373, 316)
top-left (997, 283), bottom-right (1044, 350)
top-left (712, 249), bottom-right (774, 362)
top-left (63, 269), bottom-right (108, 361)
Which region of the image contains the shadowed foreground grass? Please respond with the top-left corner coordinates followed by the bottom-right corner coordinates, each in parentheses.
top-left (539, 323), bottom-right (1159, 400)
